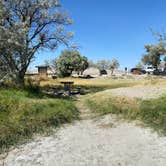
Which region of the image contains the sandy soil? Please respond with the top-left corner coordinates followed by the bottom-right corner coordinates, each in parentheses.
top-left (1, 85), bottom-right (166, 166)
top-left (110, 85), bottom-right (166, 99)
top-left (1, 115), bottom-right (166, 166)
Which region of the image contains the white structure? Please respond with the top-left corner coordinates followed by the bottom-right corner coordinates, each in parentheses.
top-left (83, 67), bottom-right (100, 77)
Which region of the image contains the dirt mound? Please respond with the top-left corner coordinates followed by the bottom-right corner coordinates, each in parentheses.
top-left (110, 85), bottom-right (166, 99)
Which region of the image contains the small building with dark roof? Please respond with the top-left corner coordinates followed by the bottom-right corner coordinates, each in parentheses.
top-left (36, 65), bottom-right (49, 77)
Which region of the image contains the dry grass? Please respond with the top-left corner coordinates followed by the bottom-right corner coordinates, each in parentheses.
top-left (39, 76), bottom-right (166, 87)
top-left (35, 76), bottom-right (166, 96)
top-left (86, 89), bottom-right (166, 135)
top-left (86, 94), bottom-right (140, 118)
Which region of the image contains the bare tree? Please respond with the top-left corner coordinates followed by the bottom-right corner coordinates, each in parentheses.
top-left (96, 60), bottom-right (111, 70)
top-left (109, 59), bottom-right (120, 75)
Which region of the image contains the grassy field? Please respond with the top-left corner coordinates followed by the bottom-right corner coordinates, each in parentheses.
top-left (39, 77), bottom-right (151, 93)
top-left (39, 76), bottom-right (166, 86)
top-left (0, 88), bottom-right (78, 153)
top-left (86, 92), bottom-right (166, 135)
top-left (1, 76), bottom-right (166, 152)
top-left (39, 77), bottom-right (140, 87)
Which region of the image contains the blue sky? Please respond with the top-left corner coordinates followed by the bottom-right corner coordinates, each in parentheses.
top-left (30, 0), bottom-right (166, 70)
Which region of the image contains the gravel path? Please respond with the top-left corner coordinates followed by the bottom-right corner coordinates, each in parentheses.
top-left (2, 116), bottom-right (166, 166)
top-left (1, 85), bottom-right (166, 166)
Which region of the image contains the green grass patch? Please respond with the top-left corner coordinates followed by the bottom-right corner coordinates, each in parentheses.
top-left (86, 94), bottom-right (166, 135)
top-left (0, 88), bottom-right (78, 153)
top-left (139, 96), bottom-right (166, 134)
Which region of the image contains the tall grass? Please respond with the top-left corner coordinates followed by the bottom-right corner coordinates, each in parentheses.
top-left (0, 88), bottom-right (78, 153)
top-left (39, 76), bottom-right (166, 87)
top-left (140, 96), bottom-right (166, 134)
top-left (86, 94), bottom-right (166, 135)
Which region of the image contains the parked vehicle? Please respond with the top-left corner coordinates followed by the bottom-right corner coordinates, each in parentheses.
top-left (130, 68), bottom-right (146, 75)
top-left (100, 70), bottom-right (107, 75)
top-left (145, 66), bottom-right (155, 74)
top-left (153, 69), bottom-right (165, 75)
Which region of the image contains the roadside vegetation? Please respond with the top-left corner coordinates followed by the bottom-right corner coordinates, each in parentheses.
top-left (86, 92), bottom-right (166, 135)
top-left (0, 87), bottom-right (78, 153)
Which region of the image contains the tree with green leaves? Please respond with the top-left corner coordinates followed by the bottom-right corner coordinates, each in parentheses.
top-left (96, 60), bottom-right (110, 70)
top-left (163, 56), bottom-right (166, 71)
top-left (56, 50), bottom-right (89, 77)
top-left (78, 56), bottom-right (89, 75)
top-left (141, 42), bottom-right (166, 70)
top-left (0, 0), bottom-right (73, 85)
top-left (109, 59), bottom-right (120, 75)
top-left (88, 60), bottom-right (97, 68)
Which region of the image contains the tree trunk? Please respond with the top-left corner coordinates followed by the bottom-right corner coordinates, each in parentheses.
top-left (15, 71), bottom-right (25, 87)
top-left (154, 65), bottom-right (158, 71)
top-left (111, 69), bottom-right (114, 75)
